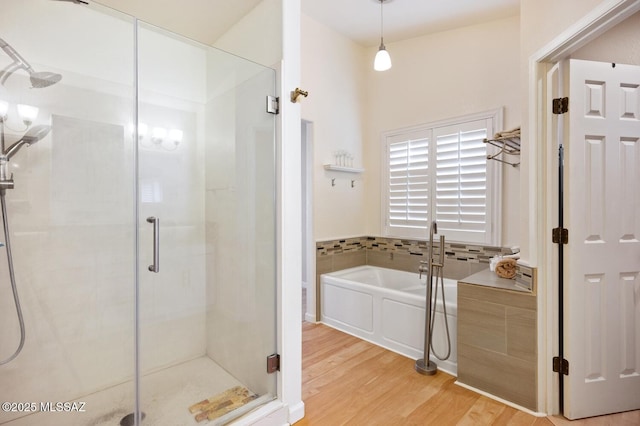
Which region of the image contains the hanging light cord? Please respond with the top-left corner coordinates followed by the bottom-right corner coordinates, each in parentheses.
top-left (379, 0), bottom-right (385, 47)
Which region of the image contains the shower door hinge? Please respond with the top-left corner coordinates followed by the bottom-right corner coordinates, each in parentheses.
top-left (267, 353), bottom-right (280, 373)
top-left (266, 96), bottom-right (279, 115)
top-left (553, 97), bottom-right (569, 114)
top-left (552, 227), bottom-right (569, 244)
top-left (553, 356), bottom-right (569, 375)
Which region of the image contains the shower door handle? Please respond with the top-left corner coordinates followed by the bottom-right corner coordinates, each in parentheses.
top-left (147, 216), bottom-right (159, 273)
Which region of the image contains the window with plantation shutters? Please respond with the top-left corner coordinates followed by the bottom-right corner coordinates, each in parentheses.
top-left (382, 111), bottom-right (502, 244)
top-left (387, 129), bottom-right (430, 231)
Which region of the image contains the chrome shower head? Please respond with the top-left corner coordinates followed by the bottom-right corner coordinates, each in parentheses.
top-left (0, 38), bottom-right (62, 88)
top-left (29, 71), bottom-right (62, 88)
top-left (4, 125), bottom-right (51, 160)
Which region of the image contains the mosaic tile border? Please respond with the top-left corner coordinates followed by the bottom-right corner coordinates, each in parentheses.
top-left (316, 236), bottom-right (516, 264)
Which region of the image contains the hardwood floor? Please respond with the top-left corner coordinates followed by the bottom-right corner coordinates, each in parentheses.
top-left (297, 322), bottom-right (553, 425)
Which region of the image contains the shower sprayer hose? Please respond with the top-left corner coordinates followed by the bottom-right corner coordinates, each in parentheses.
top-left (0, 190), bottom-right (26, 365)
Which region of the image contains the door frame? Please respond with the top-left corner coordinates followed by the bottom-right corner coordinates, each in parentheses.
top-left (301, 119), bottom-right (316, 323)
top-left (529, 0), bottom-right (640, 415)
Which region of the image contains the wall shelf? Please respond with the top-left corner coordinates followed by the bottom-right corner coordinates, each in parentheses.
top-left (483, 136), bottom-right (520, 167)
top-left (323, 164), bottom-right (364, 174)
top-left (323, 164), bottom-right (364, 188)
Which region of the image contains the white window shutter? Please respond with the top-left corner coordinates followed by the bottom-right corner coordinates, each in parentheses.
top-left (382, 112), bottom-right (501, 244)
top-left (385, 130), bottom-right (430, 237)
top-left (435, 122), bottom-right (488, 231)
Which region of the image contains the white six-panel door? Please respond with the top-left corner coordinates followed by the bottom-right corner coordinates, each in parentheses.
top-left (565, 59), bottom-right (640, 419)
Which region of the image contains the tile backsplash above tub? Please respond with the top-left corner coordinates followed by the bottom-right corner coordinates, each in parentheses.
top-left (316, 236), bottom-right (516, 281)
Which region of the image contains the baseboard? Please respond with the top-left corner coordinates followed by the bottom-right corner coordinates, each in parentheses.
top-left (454, 381), bottom-right (547, 417)
top-left (288, 400), bottom-right (305, 424)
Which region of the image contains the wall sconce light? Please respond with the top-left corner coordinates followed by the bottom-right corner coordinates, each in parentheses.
top-left (137, 123), bottom-right (148, 139)
top-left (16, 104), bottom-right (39, 127)
top-left (130, 122), bottom-right (150, 146)
top-left (0, 100), bottom-right (8, 121)
top-left (133, 124), bottom-right (183, 151)
top-left (167, 129), bottom-right (183, 149)
top-left (151, 127), bottom-right (167, 144)
top-left (0, 100), bottom-right (43, 153)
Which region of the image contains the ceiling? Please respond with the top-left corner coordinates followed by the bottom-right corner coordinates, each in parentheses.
top-left (93, 0), bottom-right (520, 48)
top-left (301, 0), bottom-right (521, 47)
top-left (95, 0), bottom-right (264, 45)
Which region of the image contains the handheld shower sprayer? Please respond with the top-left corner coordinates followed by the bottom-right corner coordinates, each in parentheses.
top-left (3, 124), bottom-right (51, 160)
top-left (0, 124), bottom-right (50, 190)
top-left (0, 37), bottom-right (62, 88)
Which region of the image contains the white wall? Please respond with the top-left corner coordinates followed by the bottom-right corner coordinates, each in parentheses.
top-left (301, 14), bottom-right (368, 240)
top-left (302, 15), bottom-right (521, 246)
top-left (364, 15), bottom-right (521, 246)
top-left (214, 0), bottom-right (282, 68)
top-left (571, 10), bottom-right (640, 64)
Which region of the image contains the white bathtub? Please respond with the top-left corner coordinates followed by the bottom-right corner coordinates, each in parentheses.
top-left (320, 265), bottom-right (457, 375)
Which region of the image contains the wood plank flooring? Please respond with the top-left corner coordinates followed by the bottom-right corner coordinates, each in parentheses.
top-left (298, 322), bottom-right (553, 425)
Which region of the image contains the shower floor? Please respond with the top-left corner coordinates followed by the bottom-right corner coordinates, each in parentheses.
top-left (3, 357), bottom-right (265, 426)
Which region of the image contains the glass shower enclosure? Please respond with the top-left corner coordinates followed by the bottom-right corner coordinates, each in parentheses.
top-left (0, 1), bottom-right (277, 425)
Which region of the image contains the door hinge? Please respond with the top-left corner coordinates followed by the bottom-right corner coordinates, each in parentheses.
top-left (267, 353), bottom-right (280, 373)
top-left (553, 356), bottom-right (569, 375)
top-left (552, 227), bottom-right (569, 244)
top-left (553, 97), bottom-right (569, 114)
top-left (266, 96), bottom-right (279, 115)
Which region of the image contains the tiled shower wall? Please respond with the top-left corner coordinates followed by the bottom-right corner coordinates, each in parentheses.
top-left (315, 236), bottom-right (519, 320)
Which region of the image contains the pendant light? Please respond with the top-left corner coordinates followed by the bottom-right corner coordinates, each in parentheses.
top-left (374, 0), bottom-right (392, 71)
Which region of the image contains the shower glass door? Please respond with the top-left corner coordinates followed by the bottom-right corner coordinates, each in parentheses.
top-left (136, 22), bottom-right (277, 425)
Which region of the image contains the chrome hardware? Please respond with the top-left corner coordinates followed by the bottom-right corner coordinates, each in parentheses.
top-left (0, 179), bottom-right (14, 190)
top-left (147, 216), bottom-right (159, 273)
top-left (418, 261), bottom-right (428, 279)
top-left (0, 155), bottom-right (13, 190)
top-left (266, 96), bottom-right (279, 114)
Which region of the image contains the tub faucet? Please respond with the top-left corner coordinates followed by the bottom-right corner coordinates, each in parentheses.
top-left (415, 220), bottom-right (445, 376)
top-left (429, 221), bottom-right (443, 268)
top-left (419, 221), bottom-right (441, 278)
top-left (418, 261), bottom-right (428, 279)
top-left (430, 220), bottom-right (437, 242)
